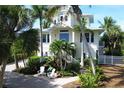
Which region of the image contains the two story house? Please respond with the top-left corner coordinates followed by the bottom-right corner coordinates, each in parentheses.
top-left (37, 5), bottom-right (103, 64)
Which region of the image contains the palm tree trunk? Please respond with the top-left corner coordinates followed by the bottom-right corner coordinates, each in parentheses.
top-left (40, 16), bottom-right (43, 58)
top-left (0, 59), bottom-right (7, 88)
top-left (22, 54), bottom-right (25, 67)
top-left (14, 54), bottom-right (19, 70)
top-left (63, 61), bottom-right (66, 70)
top-left (59, 52), bottom-right (63, 70)
top-left (80, 38), bottom-right (84, 67)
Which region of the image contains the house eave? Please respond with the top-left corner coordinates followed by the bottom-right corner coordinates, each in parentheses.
top-left (87, 27), bottom-right (104, 32)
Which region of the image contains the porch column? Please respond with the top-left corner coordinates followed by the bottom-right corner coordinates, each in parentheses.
top-left (72, 31), bottom-right (75, 42)
top-left (49, 31), bottom-right (52, 43)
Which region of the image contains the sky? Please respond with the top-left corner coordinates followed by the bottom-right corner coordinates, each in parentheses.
top-left (79, 5), bottom-right (124, 30)
top-left (33, 5), bottom-right (124, 31)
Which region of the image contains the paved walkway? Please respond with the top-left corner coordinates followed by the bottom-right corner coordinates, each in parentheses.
top-left (5, 60), bottom-right (27, 72)
top-left (4, 72), bottom-right (78, 88)
top-left (5, 62), bottom-right (78, 88)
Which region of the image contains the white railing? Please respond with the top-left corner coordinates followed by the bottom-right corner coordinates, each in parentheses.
top-left (98, 55), bottom-right (124, 65)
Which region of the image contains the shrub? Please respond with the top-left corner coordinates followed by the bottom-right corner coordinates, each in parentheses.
top-left (27, 56), bottom-right (50, 69)
top-left (27, 56), bottom-right (41, 72)
top-left (20, 56), bottom-right (43, 74)
top-left (87, 66), bottom-right (106, 81)
top-left (84, 58), bottom-right (90, 67)
top-left (18, 67), bottom-right (35, 75)
top-left (13, 56), bottom-right (54, 75)
top-left (79, 73), bottom-right (100, 88)
top-left (66, 62), bottom-right (80, 73)
top-left (79, 65), bottom-right (106, 88)
top-left (84, 58), bottom-right (98, 67)
top-left (13, 67), bottom-right (36, 75)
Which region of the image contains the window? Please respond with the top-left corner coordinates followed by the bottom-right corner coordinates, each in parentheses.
top-left (47, 34), bottom-right (49, 43)
top-left (60, 16), bottom-right (63, 21)
top-left (85, 33), bottom-right (89, 42)
top-left (42, 34), bottom-right (49, 43)
top-left (60, 30), bottom-right (69, 41)
top-left (65, 16), bottom-right (68, 21)
top-left (43, 34), bottom-right (46, 43)
top-left (91, 32), bottom-right (94, 42)
top-left (80, 33), bottom-right (82, 42)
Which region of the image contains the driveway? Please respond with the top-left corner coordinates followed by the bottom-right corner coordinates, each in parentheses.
top-left (4, 72), bottom-right (78, 88)
top-left (5, 62), bottom-right (78, 88)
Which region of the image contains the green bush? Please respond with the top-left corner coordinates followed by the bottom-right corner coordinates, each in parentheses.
top-left (87, 66), bottom-right (106, 81)
top-left (79, 73), bottom-right (101, 88)
top-left (66, 62), bottom-right (80, 73)
top-left (84, 58), bottom-right (98, 67)
top-left (84, 58), bottom-right (90, 67)
top-left (19, 56), bottom-right (42, 74)
top-left (18, 67), bottom-right (35, 75)
top-left (14, 56), bottom-right (54, 75)
top-left (27, 56), bottom-right (41, 72)
top-left (79, 66), bottom-right (106, 88)
top-left (13, 67), bottom-right (36, 75)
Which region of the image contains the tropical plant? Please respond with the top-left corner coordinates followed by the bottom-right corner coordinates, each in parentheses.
top-left (0, 5), bottom-right (31, 87)
top-left (31, 5), bottom-right (60, 57)
top-left (19, 29), bottom-right (39, 58)
top-left (79, 72), bottom-right (101, 88)
top-left (99, 17), bottom-right (123, 55)
top-left (66, 62), bottom-right (80, 73)
top-left (99, 17), bottom-right (116, 32)
top-left (79, 66), bottom-right (105, 88)
top-left (11, 38), bottom-right (24, 69)
top-left (43, 19), bottom-right (51, 29)
top-left (49, 40), bottom-right (76, 70)
top-left (0, 23), bottom-right (11, 87)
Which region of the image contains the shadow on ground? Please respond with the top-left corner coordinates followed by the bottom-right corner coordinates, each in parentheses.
top-left (100, 64), bottom-right (124, 88)
top-left (4, 71), bottom-right (59, 88)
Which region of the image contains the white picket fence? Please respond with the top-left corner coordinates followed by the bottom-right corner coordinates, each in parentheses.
top-left (98, 55), bottom-right (124, 65)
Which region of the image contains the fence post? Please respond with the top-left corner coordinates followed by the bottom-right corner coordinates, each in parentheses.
top-left (111, 56), bottom-right (113, 65)
top-left (104, 55), bottom-right (106, 64)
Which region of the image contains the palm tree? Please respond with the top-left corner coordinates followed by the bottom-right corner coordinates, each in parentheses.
top-left (43, 19), bottom-right (51, 29)
top-left (19, 29), bottom-right (39, 59)
top-left (0, 23), bottom-right (11, 87)
top-left (50, 40), bottom-right (76, 70)
top-left (31, 5), bottom-right (60, 58)
top-left (11, 38), bottom-right (23, 70)
top-left (71, 5), bottom-right (96, 75)
top-left (0, 5), bottom-right (31, 87)
top-left (99, 17), bottom-right (123, 55)
top-left (50, 40), bottom-right (64, 70)
top-left (99, 17), bottom-right (116, 32)
top-left (73, 17), bottom-right (87, 67)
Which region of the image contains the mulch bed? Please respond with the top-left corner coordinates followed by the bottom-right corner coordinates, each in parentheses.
top-left (62, 64), bottom-right (124, 88)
